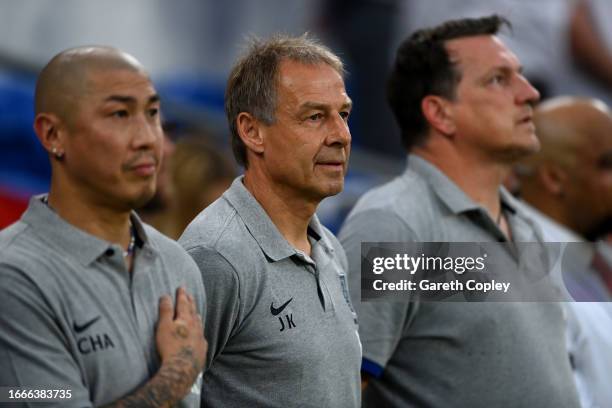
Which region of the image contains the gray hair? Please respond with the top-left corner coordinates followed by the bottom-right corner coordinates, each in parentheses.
top-left (225, 33), bottom-right (345, 167)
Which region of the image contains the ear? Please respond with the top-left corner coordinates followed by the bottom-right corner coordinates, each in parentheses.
top-left (33, 113), bottom-right (65, 159)
top-left (236, 112), bottom-right (265, 156)
top-left (538, 164), bottom-right (567, 197)
top-left (421, 95), bottom-right (456, 136)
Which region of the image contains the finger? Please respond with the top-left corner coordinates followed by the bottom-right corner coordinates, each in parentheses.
top-left (188, 292), bottom-right (197, 316)
top-left (194, 313), bottom-right (203, 330)
top-left (182, 289), bottom-right (197, 317)
top-left (158, 295), bottom-right (173, 325)
top-left (175, 287), bottom-right (190, 320)
top-left (197, 313), bottom-right (206, 334)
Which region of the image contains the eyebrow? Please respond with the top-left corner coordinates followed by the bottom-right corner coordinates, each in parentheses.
top-left (104, 94), bottom-right (160, 104)
top-left (300, 99), bottom-right (353, 111)
top-left (487, 64), bottom-right (524, 75)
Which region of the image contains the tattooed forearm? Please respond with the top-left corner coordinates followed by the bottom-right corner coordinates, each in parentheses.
top-left (101, 347), bottom-right (202, 408)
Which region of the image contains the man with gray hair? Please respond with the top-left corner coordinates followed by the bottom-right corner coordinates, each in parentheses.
top-left (179, 34), bottom-right (361, 407)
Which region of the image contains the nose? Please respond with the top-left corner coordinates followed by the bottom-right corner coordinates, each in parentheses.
top-left (326, 112), bottom-right (351, 148)
top-left (516, 74), bottom-right (540, 106)
top-left (132, 114), bottom-right (162, 150)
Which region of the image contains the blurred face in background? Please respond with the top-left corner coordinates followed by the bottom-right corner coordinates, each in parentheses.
top-left (171, 136), bottom-right (235, 226)
top-left (564, 109), bottom-right (612, 239)
top-left (140, 132), bottom-right (176, 212)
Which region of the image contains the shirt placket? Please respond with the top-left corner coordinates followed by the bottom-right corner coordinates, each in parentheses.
top-left (103, 245), bottom-right (156, 376)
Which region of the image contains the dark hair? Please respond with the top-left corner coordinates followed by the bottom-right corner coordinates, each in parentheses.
top-left (387, 15), bottom-right (511, 151)
top-left (225, 34), bottom-right (344, 168)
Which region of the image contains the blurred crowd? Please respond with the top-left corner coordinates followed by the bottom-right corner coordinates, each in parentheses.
top-left (2, 0), bottom-right (612, 230)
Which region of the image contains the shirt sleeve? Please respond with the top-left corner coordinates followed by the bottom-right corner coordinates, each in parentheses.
top-left (0, 265), bottom-right (92, 408)
top-left (185, 246), bottom-right (241, 370)
top-left (338, 209), bottom-right (419, 377)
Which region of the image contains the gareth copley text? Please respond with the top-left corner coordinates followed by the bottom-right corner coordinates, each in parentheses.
top-left (372, 279), bottom-right (511, 293)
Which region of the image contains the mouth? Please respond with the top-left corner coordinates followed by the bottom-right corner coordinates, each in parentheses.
top-left (316, 161), bottom-right (345, 171)
top-left (517, 109), bottom-right (534, 125)
top-left (128, 161), bottom-right (157, 177)
top-left (516, 115), bottom-right (536, 132)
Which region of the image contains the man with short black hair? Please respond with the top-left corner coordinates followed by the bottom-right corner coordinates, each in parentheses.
top-left (0, 46), bottom-right (207, 407)
top-left (339, 15), bottom-right (580, 407)
top-left (180, 34), bottom-right (361, 407)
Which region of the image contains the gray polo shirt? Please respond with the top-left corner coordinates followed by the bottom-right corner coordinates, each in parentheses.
top-left (339, 155), bottom-right (580, 408)
top-left (179, 177), bottom-right (361, 408)
top-left (0, 196), bottom-right (205, 407)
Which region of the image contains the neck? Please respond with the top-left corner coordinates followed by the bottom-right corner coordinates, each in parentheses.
top-left (413, 145), bottom-right (508, 221)
top-left (47, 177), bottom-right (132, 249)
top-left (243, 172), bottom-right (317, 254)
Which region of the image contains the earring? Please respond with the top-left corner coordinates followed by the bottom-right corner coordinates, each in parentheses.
top-left (51, 147), bottom-right (64, 159)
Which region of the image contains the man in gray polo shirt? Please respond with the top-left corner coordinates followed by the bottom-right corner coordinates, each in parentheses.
top-left (179, 35), bottom-right (361, 407)
top-left (339, 15), bottom-right (580, 407)
top-left (0, 47), bottom-right (207, 407)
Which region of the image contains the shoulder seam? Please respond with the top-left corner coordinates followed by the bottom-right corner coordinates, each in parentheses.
top-left (0, 222), bottom-right (29, 252)
top-left (210, 207), bottom-right (239, 249)
top-left (350, 208), bottom-right (422, 241)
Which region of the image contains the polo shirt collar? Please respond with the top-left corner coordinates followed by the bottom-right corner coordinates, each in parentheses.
top-left (406, 154), bottom-right (519, 216)
top-left (224, 177), bottom-right (330, 262)
top-left (308, 212), bottom-right (336, 255)
top-left (406, 155), bottom-right (480, 215)
top-left (406, 155), bottom-right (546, 243)
top-left (22, 195), bottom-right (153, 266)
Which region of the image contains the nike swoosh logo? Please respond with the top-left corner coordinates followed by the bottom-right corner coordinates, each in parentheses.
top-left (73, 316), bottom-right (101, 333)
top-left (270, 298), bottom-right (293, 316)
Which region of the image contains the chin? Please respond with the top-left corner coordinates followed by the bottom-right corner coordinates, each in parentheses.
top-left (519, 142), bottom-right (540, 157)
top-left (302, 176), bottom-right (346, 201)
top-left (129, 187), bottom-right (157, 210)
top-left (519, 131), bottom-right (541, 152)
top-left (501, 139), bottom-right (540, 163)
top-left (321, 181), bottom-right (345, 198)
top-left (526, 134), bottom-right (541, 153)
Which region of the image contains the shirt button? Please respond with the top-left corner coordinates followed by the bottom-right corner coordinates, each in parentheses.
top-left (105, 248), bottom-right (115, 257)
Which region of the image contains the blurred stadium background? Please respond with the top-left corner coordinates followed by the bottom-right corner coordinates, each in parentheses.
top-left (1, 0), bottom-right (610, 232)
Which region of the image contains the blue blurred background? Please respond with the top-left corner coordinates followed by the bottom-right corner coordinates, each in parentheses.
top-left (1, 0), bottom-right (611, 232)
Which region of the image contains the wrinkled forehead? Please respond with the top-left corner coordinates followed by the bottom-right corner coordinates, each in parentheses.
top-left (277, 59), bottom-right (344, 87)
top-left (276, 59), bottom-right (348, 104)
